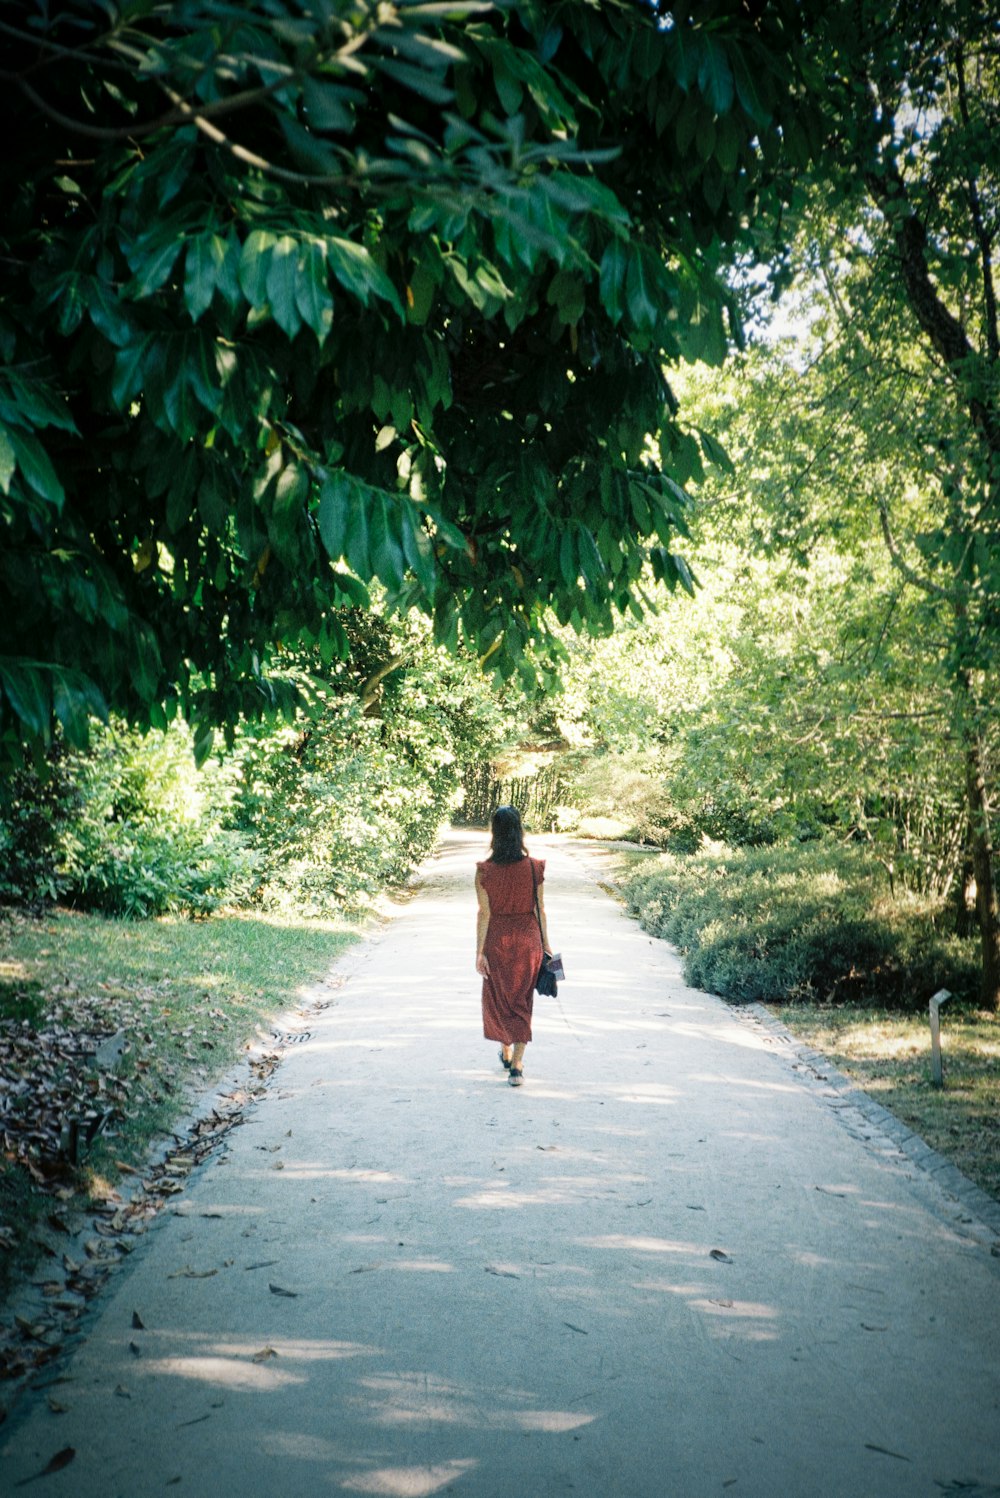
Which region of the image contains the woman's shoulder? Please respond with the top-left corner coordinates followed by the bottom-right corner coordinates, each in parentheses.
top-left (529, 855), bottom-right (545, 878)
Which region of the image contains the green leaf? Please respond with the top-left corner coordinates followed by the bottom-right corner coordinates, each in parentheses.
top-left (192, 720), bottom-right (215, 768)
top-left (266, 236), bottom-right (303, 338)
top-left (371, 56), bottom-right (453, 105)
top-left (558, 526), bottom-right (578, 588)
top-left (52, 667), bottom-right (100, 749)
top-left (318, 471), bottom-right (351, 560)
top-left (129, 233), bottom-right (184, 298)
top-left (406, 261), bottom-right (437, 325)
top-left (0, 660), bottom-right (51, 737)
top-left (697, 426), bottom-right (735, 475)
top-left (112, 336), bottom-right (149, 410)
top-left (714, 114), bottom-right (741, 173)
top-left (239, 229), bottom-right (278, 309)
top-left (343, 483), bottom-right (371, 577)
top-left (547, 270), bottom-right (585, 325)
top-left (327, 238), bottom-right (404, 317)
top-left (84, 277), bottom-right (135, 348)
top-left (184, 234), bottom-right (227, 323)
top-left (7, 429), bottom-right (65, 508)
top-left (369, 493), bottom-right (406, 589)
top-left (698, 39), bottom-right (734, 114)
top-left (731, 48), bottom-right (771, 125)
top-left (599, 239), bottom-right (628, 325)
top-left (400, 506), bottom-right (436, 593)
top-left (625, 246), bottom-right (660, 333)
top-left (301, 75), bottom-right (359, 132)
top-left (294, 239), bottom-right (334, 344)
top-left (0, 425), bottom-right (16, 493)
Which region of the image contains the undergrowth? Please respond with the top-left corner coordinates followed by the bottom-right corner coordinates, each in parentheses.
top-left (618, 841), bottom-right (981, 1010)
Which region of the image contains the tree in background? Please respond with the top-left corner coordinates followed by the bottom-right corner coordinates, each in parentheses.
top-left (0, 0), bottom-right (808, 768)
top-left (786, 0), bottom-right (1000, 1006)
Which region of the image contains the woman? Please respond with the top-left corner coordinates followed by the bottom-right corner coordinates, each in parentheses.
top-left (475, 805), bottom-right (551, 1087)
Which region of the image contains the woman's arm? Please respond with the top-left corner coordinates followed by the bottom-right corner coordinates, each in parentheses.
top-left (536, 885), bottom-right (551, 952)
top-left (475, 870), bottom-right (491, 977)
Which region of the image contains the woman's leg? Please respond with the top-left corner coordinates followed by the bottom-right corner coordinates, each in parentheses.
top-left (509, 1040), bottom-right (527, 1084)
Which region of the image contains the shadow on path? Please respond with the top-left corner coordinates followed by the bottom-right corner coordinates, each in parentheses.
top-left (2, 832), bottom-right (999, 1497)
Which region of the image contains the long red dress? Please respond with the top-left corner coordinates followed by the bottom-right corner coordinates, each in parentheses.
top-left (477, 856), bottom-right (545, 1045)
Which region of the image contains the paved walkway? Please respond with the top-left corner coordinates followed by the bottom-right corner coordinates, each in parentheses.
top-left (3, 832), bottom-right (999, 1497)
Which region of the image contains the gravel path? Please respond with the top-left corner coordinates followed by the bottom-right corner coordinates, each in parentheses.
top-left (2, 830), bottom-right (998, 1498)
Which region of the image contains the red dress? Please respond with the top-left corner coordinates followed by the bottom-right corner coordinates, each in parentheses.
top-left (477, 856), bottom-right (545, 1045)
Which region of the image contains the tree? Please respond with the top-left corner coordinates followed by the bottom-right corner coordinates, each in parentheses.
top-left (782, 0), bottom-right (1000, 1006)
top-left (0, 0), bottom-right (809, 770)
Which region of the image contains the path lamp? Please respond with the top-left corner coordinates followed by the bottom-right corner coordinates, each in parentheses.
top-left (928, 989), bottom-right (952, 1088)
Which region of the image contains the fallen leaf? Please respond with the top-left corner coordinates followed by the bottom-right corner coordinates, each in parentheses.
top-left (41, 1446), bottom-right (76, 1476)
top-left (563, 1322), bottom-right (588, 1335)
top-left (251, 1347), bottom-right (279, 1363)
top-left (131, 1311), bottom-right (145, 1329)
top-left (128, 1341), bottom-right (141, 1357)
top-left (167, 1266), bottom-right (218, 1280)
top-left (865, 1443), bottom-right (910, 1461)
top-left (268, 1283), bottom-right (298, 1298)
top-left (114, 1384), bottom-right (131, 1398)
top-left (244, 1260), bottom-right (279, 1271)
top-left (710, 1249), bottom-right (733, 1264)
top-left (46, 1396), bottom-right (69, 1414)
top-left (484, 1266), bottom-right (520, 1279)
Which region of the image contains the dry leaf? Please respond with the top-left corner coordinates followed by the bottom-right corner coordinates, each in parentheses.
top-left (251, 1346), bottom-right (279, 1363)
top-left (40, 1446), bottom-right (76, 1476)
top-left (268, 1283), bottom-right (298, 1298)
top-left (710, 1249), bottom-right (733, 1264)
top-left (131, 1311), bottom-right (145, 1329)
top-left (47, 1396), bottom-right (69, 1413)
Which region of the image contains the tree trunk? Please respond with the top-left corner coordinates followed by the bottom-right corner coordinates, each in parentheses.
top-left (964, 733), bottom-right (1000, 1011)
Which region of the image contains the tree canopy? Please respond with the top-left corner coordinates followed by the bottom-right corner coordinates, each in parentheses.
top-left (0, 0), bottom-right (810, 767)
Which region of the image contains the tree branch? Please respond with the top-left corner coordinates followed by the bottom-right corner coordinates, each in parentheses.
top-left (876, 496), bottom-right (963, 601)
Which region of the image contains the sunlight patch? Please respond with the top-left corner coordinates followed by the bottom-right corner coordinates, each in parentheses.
top-left (340, 1459), bottom-right (477, 1495)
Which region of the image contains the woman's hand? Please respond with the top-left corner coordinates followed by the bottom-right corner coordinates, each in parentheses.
top-left (476, 952), bottom-right (490, 978)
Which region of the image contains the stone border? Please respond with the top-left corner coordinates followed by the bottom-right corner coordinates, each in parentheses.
top-left (557, 833), bottom-right (1000, 1256)
top-left (735, 1000), bottom-right (1000, 1250)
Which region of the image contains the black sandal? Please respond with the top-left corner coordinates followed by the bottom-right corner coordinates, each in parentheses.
top-left (499, 1049), bottom-right (512, 1070)
top-left (508, 1067), bottom-right (524, 1087)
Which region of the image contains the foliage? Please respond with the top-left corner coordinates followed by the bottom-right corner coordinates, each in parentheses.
top-left (0, 0), bottom-right (813, 768)
top-left (619, 842), bottom-right (981, 1011)
top-left (0, 720), bottom-right (253, 918)
top-left (785, 0), bottom-right (1000, 1004)
top-left (233, 653), bottom-right (480, 910)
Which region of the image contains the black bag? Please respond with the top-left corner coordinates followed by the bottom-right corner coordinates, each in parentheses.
top-left (536, 956), bottom-right (558, 998)
top-left (530, 860), bottom-right (561, 997)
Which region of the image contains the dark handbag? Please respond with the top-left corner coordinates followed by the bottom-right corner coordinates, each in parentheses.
top-left (529, 859), bottom-right (560, 997)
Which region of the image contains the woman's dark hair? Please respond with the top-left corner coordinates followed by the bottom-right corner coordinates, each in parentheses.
top-left (489, 804), bottom-right (527, 865)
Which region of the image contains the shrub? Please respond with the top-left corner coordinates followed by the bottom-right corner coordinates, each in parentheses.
top-left (620, 842), bottom-right (981, 1010)
top-left (0, 722), bottom-right (255, 918)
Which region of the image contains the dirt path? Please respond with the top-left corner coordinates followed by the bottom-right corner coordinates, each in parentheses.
top-left (2, 831), bottom-right (998, 1497)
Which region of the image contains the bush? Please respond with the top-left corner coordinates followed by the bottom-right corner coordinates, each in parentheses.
top-left (231, 692), bottom-right (462, 915)
top-left (0, 722), bottom-right (255, 918)
top-left (620, 842), bottom-right (981, 1010)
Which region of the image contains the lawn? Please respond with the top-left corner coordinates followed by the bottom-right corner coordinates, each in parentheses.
top-left (0, 906), bottom-right (361, 1299)
top-left (770, 1003), bottom-right (1000, 1204)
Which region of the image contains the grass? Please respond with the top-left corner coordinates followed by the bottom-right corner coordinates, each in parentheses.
top-left (0, 906), bottom-right (362, 1299)
top-left (770, 1003), bottom-right (1000, 1205)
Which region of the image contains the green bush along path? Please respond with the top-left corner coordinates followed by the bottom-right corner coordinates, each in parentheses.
top-left (1, 833), bottom-right (998, 1497)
